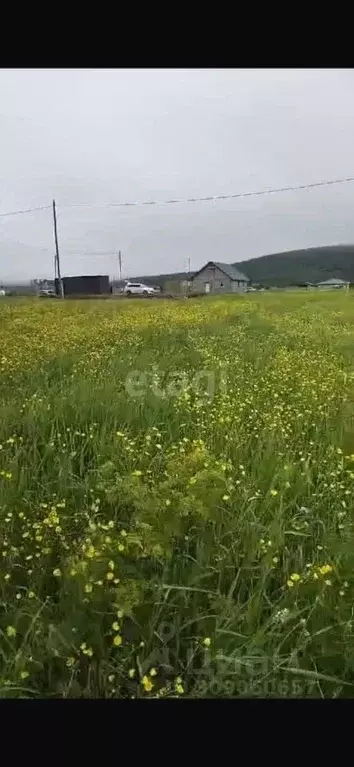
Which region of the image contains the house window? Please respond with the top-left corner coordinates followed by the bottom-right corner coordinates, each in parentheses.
top-left (220, 282), bottom-right (224, 287)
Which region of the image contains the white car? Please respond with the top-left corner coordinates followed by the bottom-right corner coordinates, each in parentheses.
top-left (123, 282), bottom-right (156, 296)
top-left (39, 289), bottom-right (56, 297)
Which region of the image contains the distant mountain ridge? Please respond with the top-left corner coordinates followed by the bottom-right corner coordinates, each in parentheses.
top-left (235, 245), bottom-right (354, 286)
top-left (129, 245), bottom-right (354, 288)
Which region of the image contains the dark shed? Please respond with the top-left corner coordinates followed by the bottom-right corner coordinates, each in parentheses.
top-left (55, 275), bottom-right (110, 296)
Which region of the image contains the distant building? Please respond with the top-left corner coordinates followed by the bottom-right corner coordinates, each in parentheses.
top-left (163, 278), bottom-right (191, 295)
top-left (55, 275), bottom-right (110, 296)
top-left (191, 261), bottom-right (250, 294)
top-left (316, 278), bottom-right (349, 290)
top-left (111, 280), bottom-right (126, 294)
top-left (33, 279), bottom-right (55, 294)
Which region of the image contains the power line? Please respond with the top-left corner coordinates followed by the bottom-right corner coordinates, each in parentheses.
top-left (0, 204), bottom-right (51, 219)
top-left (1, 176), bottom-right (354, 219)
top-left (59, 176), bottom-right (354, 210)
top-left (64, 251), bottom-right (118, 257)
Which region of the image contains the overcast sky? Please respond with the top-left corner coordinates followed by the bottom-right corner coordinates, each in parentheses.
top-left (1, 68), bottom-right (354, 282)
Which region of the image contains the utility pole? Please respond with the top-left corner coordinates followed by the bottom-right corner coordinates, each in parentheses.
top-left (118, 250), bottom-right (122, 281)
top-left (52, 199), bottom-right (64, 299)
top-left (187, 257), bottom-right (191, 295)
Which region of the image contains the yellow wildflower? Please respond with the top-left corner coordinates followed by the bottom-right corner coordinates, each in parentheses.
top-left (290, 573), bottom-right (301, 582)
top-left (142, 675), bottom-right (153, 692)
top-left (80, 642), bottom-right (93, 657)
top-left (175, 675), bottom-right (184, 693)
top-left (86, 545), bottom-right (95, 559)
top-left (113, 634), bottom-right (122, 647)
top-left (319, 564), bottom-right (332, 576)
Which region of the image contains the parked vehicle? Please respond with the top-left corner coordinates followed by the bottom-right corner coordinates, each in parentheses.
top-left (39, 289), bottom-right (56, 297)
top-left (123, 282), bottom-right (156, 296)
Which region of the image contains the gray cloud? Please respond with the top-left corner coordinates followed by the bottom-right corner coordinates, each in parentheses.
top-left (1, 68), bottom-right (354, 282)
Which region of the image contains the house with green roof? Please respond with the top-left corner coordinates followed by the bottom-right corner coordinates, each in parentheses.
top-left (316, 278), bottom-right (349, 290)
top-left (191, 261), bottom-right (250, 294)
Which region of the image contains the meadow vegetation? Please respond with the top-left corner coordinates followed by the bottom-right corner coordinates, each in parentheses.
top-left (1, 292), bottom-right (354, 698)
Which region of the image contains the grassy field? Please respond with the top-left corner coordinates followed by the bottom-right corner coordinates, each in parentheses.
top-left (2, 291), bottom-right (354, 698)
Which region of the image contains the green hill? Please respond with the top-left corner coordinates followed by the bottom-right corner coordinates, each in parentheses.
top-left (235, 244), bottom-right (354, 286)
top-left (126, 244), bottom-right (354, 288)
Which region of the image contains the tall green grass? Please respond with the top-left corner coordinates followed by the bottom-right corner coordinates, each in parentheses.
top-left (1, 293), bottom-right (354, 697)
